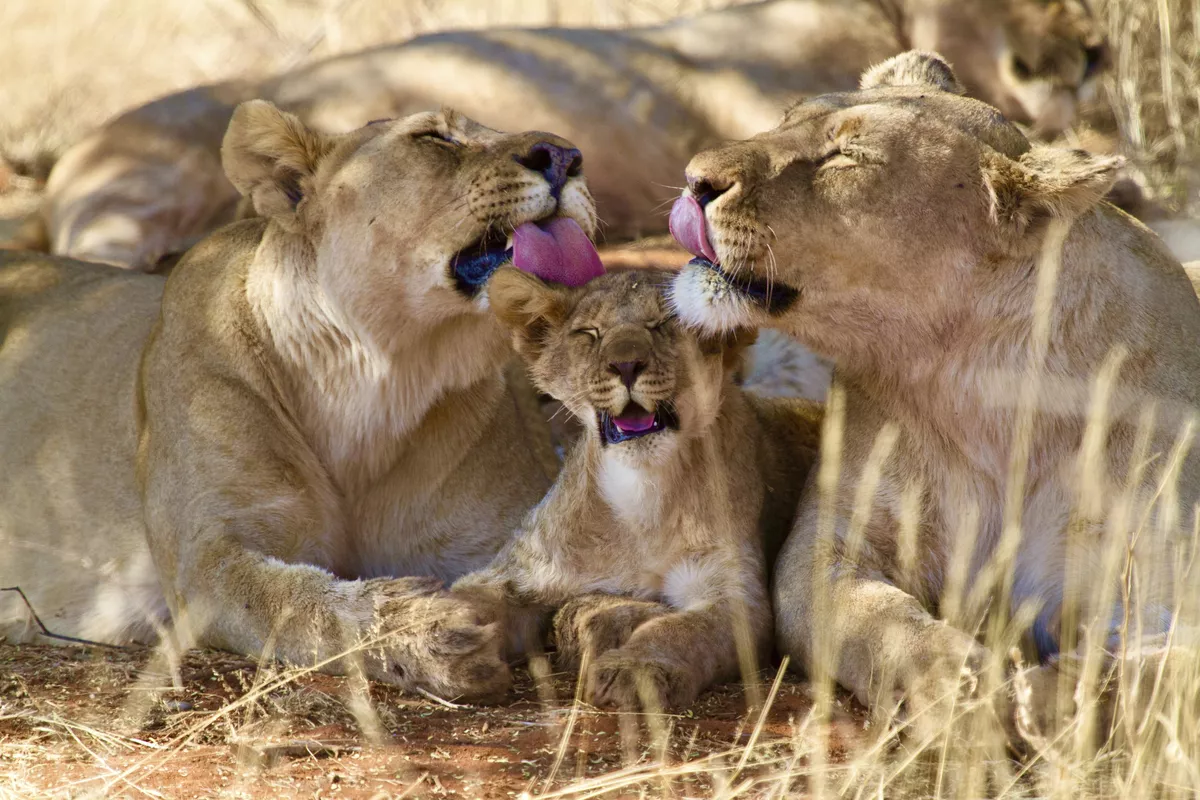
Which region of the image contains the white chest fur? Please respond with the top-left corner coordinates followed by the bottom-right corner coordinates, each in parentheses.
top-left (597, 451), bottom-right (663, 532)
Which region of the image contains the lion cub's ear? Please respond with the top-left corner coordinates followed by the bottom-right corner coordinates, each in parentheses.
top-left (488, 266), bottom-right (572, 361)
top-left (221, 100), bottom-right (333, 225)
top-left (860, 51), bottom-right (965, 95)
top-left (983, 146), bottom-right (1124, 232)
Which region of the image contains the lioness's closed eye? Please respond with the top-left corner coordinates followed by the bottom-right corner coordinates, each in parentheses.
top-left (445, 268), bottom-right (821, 710)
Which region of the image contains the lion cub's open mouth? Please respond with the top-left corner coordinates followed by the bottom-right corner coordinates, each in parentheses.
top-left (598, 402), bottom-right (680, 445)
top-left (669, 195), bottom-right (798, 313)
top-left (452, 216), bottom-right (603, 295)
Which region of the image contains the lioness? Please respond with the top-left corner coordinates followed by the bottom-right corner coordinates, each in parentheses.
top-left (669, 51), bottom-right (1200, 737)
top-left (0, 101), bottom-right (605, 699)
top-left (445, 268), bottom-right (820, 709)
top-left (18, 0), bottom-right (1106, 270)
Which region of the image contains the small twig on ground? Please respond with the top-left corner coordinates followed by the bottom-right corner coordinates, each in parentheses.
top-left (1, 587), bottom-right (125, 650)
top-left (415, 687), bottom-right (466, 710)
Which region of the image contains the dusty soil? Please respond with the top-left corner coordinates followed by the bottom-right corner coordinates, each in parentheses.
top-left (0, 643), bottom-right (869, 799)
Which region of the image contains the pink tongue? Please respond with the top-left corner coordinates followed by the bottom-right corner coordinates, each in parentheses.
top-left (613, 411), bottom-right (657, 433)
top-left (511, 217), bottom-right (605, 287)
top-left (668, 195), bottom-right (717, 262)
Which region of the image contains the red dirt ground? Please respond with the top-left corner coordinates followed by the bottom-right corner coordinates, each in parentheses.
top-left (0, 643), bottom-right (870, 798)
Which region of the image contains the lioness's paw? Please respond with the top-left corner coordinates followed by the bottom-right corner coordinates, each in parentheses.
top-left (367, 584), bottom-right (512, 702)
top-left (553, 596), bottom-right (669, 669)
top-left (888, 629), bottom-right (996, 741)
top-left (587, 649), bottom-right (697, 712)
top-left (367, 575), bottom-right (445, 600)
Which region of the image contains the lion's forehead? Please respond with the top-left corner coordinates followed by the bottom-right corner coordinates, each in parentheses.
top-left (778, 90), bottom-right (1030, 158)
top-left (574, 294), bottom-right (663, 327)
top-left (571, 274), bottom-right (668, 322)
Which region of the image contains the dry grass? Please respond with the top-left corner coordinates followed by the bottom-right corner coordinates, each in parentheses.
top-left (1, 0), bottom-right (1199, 798)
top-left (1093, 0), bottom-right (1199, 215)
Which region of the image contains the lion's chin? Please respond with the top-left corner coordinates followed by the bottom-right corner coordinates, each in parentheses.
top-left (695, 257), bottom-right (799, 314)
top-left (669, 257), bottom-right (797, 334)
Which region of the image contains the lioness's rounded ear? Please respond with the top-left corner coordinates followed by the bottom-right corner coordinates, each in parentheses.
top-left (221, 100), bottom-right (333, 223)
top-left (488, 266), bottom-right (572, 359)
top-left (860, 50), bottom-right (965, 95)
top-left (983, 146), bottom-right (1124, 231)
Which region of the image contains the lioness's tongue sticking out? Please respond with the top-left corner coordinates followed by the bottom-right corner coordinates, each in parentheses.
top-left (668, 195), bottom-right (717, 263)
top-left (511, 218), bottom-right (604, 287)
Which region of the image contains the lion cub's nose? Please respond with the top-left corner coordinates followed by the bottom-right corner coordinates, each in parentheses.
top-left (610, 361), bottom-right (646, 389)
top-left (516, 142), bottom-right (583, 198)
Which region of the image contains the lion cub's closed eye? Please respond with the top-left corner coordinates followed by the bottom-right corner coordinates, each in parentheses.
top-left (447, 267), bottom-right (821, 711)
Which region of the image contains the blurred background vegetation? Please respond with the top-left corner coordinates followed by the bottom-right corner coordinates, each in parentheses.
top-left (0, 0), bottom-right (1195, 218)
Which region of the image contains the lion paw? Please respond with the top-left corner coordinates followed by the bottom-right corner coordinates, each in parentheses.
top-left (587, 649), bottom-right (696, 712)
top-left (553, 596), bottom-right (669, 669)
top-left (366, 582), bottom-right (512, 702)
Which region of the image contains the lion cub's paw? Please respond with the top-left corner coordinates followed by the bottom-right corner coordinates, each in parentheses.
top-left (367, 581), bottom-right (512, 702)
top-left (587, 649), bottom-right (698, 712)
top-left (553, 596), bottom-right (670, 669)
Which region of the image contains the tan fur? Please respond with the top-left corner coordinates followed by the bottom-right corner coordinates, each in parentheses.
top-left (446, 269), bottom-right (821, 709)
top-left (29, 0), bottom-right (1104, 270)
top-left (0, 102), bottom-right (599, 699)
top-left (671, 51), bottom-right (1200, 743)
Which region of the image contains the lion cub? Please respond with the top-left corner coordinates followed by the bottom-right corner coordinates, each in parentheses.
top-left (450, 268), bottom-right (820, 710)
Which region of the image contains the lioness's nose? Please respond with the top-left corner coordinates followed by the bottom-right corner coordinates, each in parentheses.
top-left (686, 172), bottom-right (733, 208)
top-left (516, 142), bottom-right (583, 198)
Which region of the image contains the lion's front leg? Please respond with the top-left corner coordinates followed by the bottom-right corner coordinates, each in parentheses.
top-left (167, 548), bottom-right (512, 701)
top-left (584, 596), bottom-right (769, 712)
top-left (773, 512), bottom-right (1007, 741)
top-left (446, 575), bottom-right (554, 665)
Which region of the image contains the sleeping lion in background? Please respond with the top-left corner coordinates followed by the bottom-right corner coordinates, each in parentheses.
top-left (13, 0), bottom-right (1107, 270)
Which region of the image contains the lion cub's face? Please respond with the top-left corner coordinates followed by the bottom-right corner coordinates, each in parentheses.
top-left (491, 269), bottom-right (738, 462)
top-left (222, 102), bottom-right (597, 353)
top-left (669, 51), bottom-right (1120, 366)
